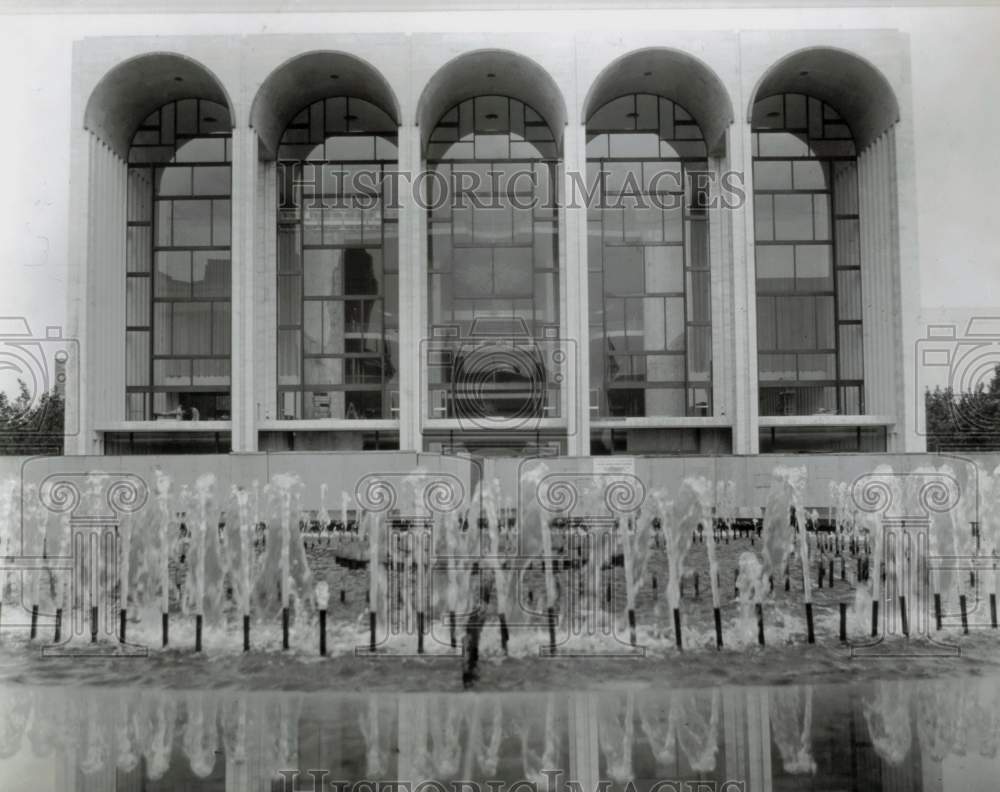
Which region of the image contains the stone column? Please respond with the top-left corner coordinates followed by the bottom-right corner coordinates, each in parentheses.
top-left (231, 126), bottom-right (260, 452)
top-left (65, 128), bottom-right (92, 457)
top-left (726, 120), bottom-right (760, 454)
top-left (78, 134), bottom-right (128, 453)
top-left (562, 122), bottom-right (591, 455)
top-left (858, 126), bottom-right (910, 448)
top-left (397, 124), bottom-right (424, 451)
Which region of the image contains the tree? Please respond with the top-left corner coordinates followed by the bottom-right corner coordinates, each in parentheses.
top-left (925, 364), bottom-right (1000, 451)
top-left (0, 380), bottom-right (64, 455)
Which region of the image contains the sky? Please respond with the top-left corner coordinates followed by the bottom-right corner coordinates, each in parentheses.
top-left (0, 3), bottom-right (998, 395)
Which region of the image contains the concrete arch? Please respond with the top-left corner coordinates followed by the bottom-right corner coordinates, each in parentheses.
top-left (416, 49), bottom-right (567, 155)
top-left (250, 50), bottom-right (401, 160)
top-left (84, 52), bottom-right (234, 159)
top-left (583, 47), bottom-right (734, 156)
top-left (748, 46), bottom-right (900, 150)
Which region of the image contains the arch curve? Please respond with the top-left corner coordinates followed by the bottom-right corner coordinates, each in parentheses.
top-left (84, 52), bottom-right (234, 159)
top-left (416, 49), bottom-right (567, 155)
top-left (250, 50), bottom-right (401, 160)
top-left (584, 48), bottom-right (734, 156)
top-left (748, 46), bottom-right (900, 150)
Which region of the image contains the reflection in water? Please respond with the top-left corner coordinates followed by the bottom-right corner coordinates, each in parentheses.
top-left (1, 675), bottom-right (999, 791)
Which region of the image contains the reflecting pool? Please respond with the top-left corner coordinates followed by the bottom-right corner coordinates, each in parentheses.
top-left (1, 673), bottom-right (998, 791)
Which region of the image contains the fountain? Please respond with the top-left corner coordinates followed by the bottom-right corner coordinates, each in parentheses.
top-left (657, 476), bottom-right (712, 650)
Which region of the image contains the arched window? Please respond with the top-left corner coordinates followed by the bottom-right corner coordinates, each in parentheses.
top-left (125, 99), bottom-right (232, 421)
top-left (275, 97), bottom-right (399, 421)
top-left (752, 93), bottom-right (863, 417)
top-left (425, 96), bottom-right (559, 424)
top-left (586, 93), bottom-right (712, 419)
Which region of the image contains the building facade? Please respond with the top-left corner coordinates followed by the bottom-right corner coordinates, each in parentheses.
top-left (66, 27), bottom-right (922, 457)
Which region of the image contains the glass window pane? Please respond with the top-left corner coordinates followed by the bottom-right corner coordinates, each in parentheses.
top-left (156, 167), bottom-right (191, 197)
top-left (155, 201), bottom-right (172, 246)
top-left (155, 251), bottom-right (192, 298)
top-left (753, 161), bottom-right (792, 190)
top-left (838, 269), bottom-right (862, 321)
top-left (533, 221), bottom-right (556, 269)
top-left (278, 276), bottom-right (302, 325)
top-left (128, 169), bottom-right (153, 221)
top-left (815, 296), bottom-right (835, 349)
top-left (687, 270), bottom-right (712, 323)
top-left (688, 325), bottom-right (712, 380)
top-left (494, 249), bottom-right (533, 297)
top-left (278, 330), bottom-right (301, 386)
top-left (304, 249), bottom-right (342, 297)
top-left (305, 357), bottom-right (342, 386)
top-left (153, 303), bottom-right (171, 354)
top-left (754, 195), bottom-right (774, 241)
top-left (453, 248), bottom-right (492, 299)
top-left (835, 218), bottom-right (861, 269)
top-left (757, 296), bottom-right (776, 350)
top-left (126, 277), bottom-right (150, 326)
top-left (172, 302), bottom-right (212, 355)
top-left (776, 296), bottom-right (815, 351)
top-left (645, 245), bottom-right (684, 293)
top-left (192, 252), bottom-right (230, 299)
top-left (840, 324), bottom-right (864, 380)
top-left (172, 200), bottom-right (212, 246)
top-left (193, 358), bottom-right (229, 386)
top-left (127, 226), bottom-right (151, 273)
top-left (793, 160), bottom-right (828, 190)
top-left (153, 359), bottom-right (191, 387)
top-left (212, 200), bottom-right (231, 246)
top-left (756, 246), bottom-right (794, 291)
top-left (324, 301), bottom-right (347, 354)
top-left (812, 194), bottom-right (830, 241)
top-left (303, 301), bottom-right (323, 355)
top-left (125, 331), bottom-right (149, 387)
top-left (624, 205), bottom-right (662, 243)
top-left (795, 245), bottom-right (833, 290)
top-left (774, 194), bottom-right (814, 241)
top-left (604, 246), bottom-right (644, 296)
top-left (647, 354), bottom-right (684, 383)
top-left (758, 132), bottom-right (808, 158)
top-left (798, 353), bottom-right (836, 381)
top-left (212, 302), bottom-right (231, 355)
top-left (193, 165), bottom-right (230, 195)
top-left (759, 353), bottom-right (796, 381)
top-left (665, 297), bottom-right (685, 351)
top-left (174, 137), bottom-right (225, 164)
top-left (642, 298), bottom-right (665, 352)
